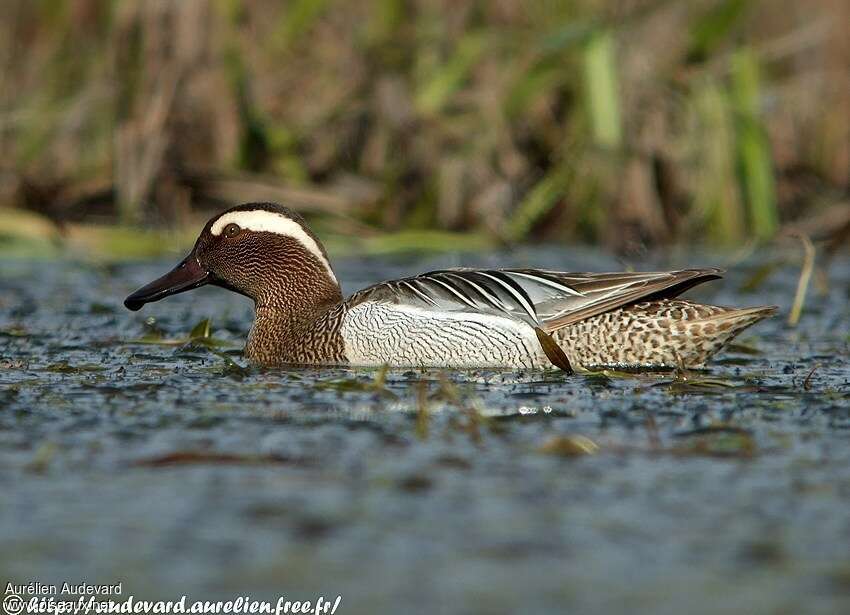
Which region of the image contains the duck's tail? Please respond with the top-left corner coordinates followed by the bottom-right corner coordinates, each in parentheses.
top-left (552, 300), bottom-right (777, 370)
top-left (688, 304), bottom-right (778, 365)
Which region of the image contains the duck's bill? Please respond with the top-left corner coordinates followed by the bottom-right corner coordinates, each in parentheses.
top-left (124, 255), bottom-right (212, 311)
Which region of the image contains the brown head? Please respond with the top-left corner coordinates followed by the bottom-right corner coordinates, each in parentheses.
top-left (124, 203), bottom-right (342, 313)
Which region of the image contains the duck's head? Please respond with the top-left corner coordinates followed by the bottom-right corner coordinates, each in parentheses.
top-left (124, 203), bottom-right (340, 311)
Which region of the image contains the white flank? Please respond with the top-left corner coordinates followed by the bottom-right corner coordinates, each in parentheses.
top-left (340, 301), bottom-right (547, 368)
top-left (211, 210), bottom-right (337, 283)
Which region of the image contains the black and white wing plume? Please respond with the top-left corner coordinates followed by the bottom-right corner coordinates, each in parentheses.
top-left (347, 268), bottom-right (723, 331)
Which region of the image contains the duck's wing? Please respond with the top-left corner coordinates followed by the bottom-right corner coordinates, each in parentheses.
top-left (346, 267), bottom-right (723, 331)
top-left (526, 268), bottom-right (724, 330)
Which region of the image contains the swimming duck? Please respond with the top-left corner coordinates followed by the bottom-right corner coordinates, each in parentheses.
top-left (124, 202), bottom-right (775, 372)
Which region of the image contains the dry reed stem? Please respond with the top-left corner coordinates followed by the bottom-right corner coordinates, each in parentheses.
top-left (788, 233), bottom-right (815, 327)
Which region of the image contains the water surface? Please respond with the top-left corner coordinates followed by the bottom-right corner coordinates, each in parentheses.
top-left (1, 249), bottom-right (849, 614)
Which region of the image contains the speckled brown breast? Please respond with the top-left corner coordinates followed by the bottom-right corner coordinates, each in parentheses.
top-left (244, 304), bottom-right (348, 366)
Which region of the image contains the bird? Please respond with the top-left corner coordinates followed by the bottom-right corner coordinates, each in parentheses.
top-left (124, 202), bottom-right (776, 372)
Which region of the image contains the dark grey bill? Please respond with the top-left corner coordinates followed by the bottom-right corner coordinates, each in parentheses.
top-left (124, 254), bottom-right (211, 311)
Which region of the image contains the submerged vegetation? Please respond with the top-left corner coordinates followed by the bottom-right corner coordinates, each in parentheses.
top-left (1, 0), bottom-right (848, 255)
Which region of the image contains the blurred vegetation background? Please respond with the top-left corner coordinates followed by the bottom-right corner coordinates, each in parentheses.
top-left (1, 0), bottom-right (848, 258)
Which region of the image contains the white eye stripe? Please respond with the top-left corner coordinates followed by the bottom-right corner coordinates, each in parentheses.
top-left (210, 210), bottom-right (337, 283)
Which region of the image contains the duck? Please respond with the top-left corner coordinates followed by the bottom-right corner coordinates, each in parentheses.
top-left (124, 202), bottom-right (776, 372)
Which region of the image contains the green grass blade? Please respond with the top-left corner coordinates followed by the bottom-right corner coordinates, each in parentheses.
top-left (692, 78), bottom-right (745, 242)
top-left (582, 29), bottom-right (622, 149)
top-left (731, 47), bottom-right (778, 240)
top-left (416, 32), bottom-right (487, 115)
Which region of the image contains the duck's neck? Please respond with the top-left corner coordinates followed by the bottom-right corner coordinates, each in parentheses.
top-left (244, 281), bottom-right (346, 366)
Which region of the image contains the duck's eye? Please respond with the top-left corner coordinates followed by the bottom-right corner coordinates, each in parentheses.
top-left (223, 223), bottom-right (241, 238)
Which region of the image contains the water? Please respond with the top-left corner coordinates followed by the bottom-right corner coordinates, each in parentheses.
top-left (1, 249), bottom-right (849, 614)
